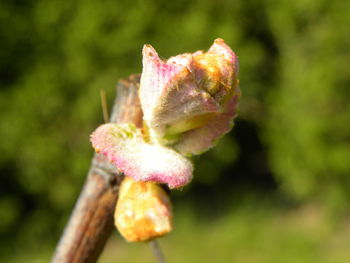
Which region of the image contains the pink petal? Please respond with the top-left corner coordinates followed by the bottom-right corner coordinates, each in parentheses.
top-left (140, 45), bottom-right (186, 125)
top-left (90, 123), bottom-right (193, 188)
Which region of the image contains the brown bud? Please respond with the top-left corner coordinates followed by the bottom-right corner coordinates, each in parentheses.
top-left (114, 176), bottom-right (173, 242)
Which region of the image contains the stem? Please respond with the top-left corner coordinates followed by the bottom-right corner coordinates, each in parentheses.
top-left (51, 75), bottom-right (142, 263)
top-left (100, 89), bottom-right (109, 123)
top-left (149, 240), bottom-right (167, 263)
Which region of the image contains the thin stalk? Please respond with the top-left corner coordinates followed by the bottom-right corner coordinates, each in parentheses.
top-left (100, 89), bottom-right (109, 123)
top-left (149, 240), bottom-right (167, 263)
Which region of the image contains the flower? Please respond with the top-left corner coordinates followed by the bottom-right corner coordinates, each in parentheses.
top-left (90, 39), bottom-right (240, 188)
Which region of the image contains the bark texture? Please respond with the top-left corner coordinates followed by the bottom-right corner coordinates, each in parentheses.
top-left (51, 74), bottom-right (142, 263)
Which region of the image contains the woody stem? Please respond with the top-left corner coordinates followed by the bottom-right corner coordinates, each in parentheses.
top-left (51, 75), bottom-right (143, 263)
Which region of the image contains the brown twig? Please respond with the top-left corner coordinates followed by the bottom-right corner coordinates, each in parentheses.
top-left (51, 74), bottom-right (142, 263)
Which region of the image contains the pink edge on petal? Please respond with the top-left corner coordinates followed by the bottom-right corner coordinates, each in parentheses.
top-left (90, 123), bottom-right (193, 188)
top-left (140, 45), bottom-right (186, 123)
top-left (174, 93), bottom-right (240, 156)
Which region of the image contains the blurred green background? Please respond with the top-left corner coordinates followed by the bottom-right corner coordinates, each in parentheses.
top-left (1, 0), bottom-right (350, 262)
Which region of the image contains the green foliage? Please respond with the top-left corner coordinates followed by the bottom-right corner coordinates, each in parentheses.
top-left (265, 0), bottom-right (350, 207)
top-left (1, 0), bottom-right (349, 261)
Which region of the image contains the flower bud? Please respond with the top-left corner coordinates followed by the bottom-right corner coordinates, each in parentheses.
top-left (114, 177), bottom-right (172, 242)
top-left (139, 38), bottom-right (240, 153)
top-left (90, 39), bottom-right (240, 188)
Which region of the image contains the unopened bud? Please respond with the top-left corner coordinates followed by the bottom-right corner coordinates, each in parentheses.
top-left (90, 39), bottom-right (240, 188)
top-left (114, 176), bottom-right (173, 242)
top-left (139, 38), bottom-right (240, 153)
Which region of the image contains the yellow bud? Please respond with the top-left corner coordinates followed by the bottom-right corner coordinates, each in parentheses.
top-left (114, 176), bottom-right (173, 242)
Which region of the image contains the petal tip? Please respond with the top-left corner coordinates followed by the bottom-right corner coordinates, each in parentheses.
top-left (142, 44), bottom-right (159, 61)
top-left (209, 38), bottom-right (237, 65)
